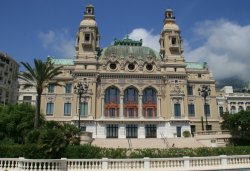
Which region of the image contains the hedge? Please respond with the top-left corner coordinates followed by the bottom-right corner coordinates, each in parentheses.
top-left (1, 144), bottom-right (250, 159)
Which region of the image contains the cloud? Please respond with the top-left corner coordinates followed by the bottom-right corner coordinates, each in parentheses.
top-left (128, 28), bottom-right (160, 51)
top-left (184, 19), bottom-right (250, 81)
top-left (38, 29), bottom-right (75, 57)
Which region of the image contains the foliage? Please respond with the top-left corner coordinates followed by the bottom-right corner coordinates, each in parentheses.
top-left (0, 104), bottom-right (43, 144)
top-left (222, 111), bottom-right (250, 145)
top-left (19, 58), bottom-right (62, 128)
top-left (182, 130), bottom-right (191, 138)
top-left (2, 144), bottom-right (250, 159)
top-left (25, 121), bottom-right (80, 158)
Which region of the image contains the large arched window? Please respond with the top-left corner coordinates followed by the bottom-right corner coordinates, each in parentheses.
top-left (105, 87), bottom-right (120, 118)
top-left (143, 87), bottom-right (157, 118)
top-left (231, 106), bottom-right (236, 114)
top-left (238, 106), bottom-right (244, 112)
top-left (124, 87), bottom-right (138, 118)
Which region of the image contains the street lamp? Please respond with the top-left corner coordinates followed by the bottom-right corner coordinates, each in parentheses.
top-left (198, 85), bottom-right (211, 131)
top-left (74, 82), bottom-right (88, 129)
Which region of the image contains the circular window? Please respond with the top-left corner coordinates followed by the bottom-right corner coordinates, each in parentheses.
top-left (146, 64), bottom-right (153, 71)
top-left (109, 63), bottom-right (117, 70)
top-left (128, 63), bottom-right (135, 71)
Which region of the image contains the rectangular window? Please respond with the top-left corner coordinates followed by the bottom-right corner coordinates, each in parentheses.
top-left (106, 124), bottom-right (118, 138)
top-left (46, 102), bottom-right (54, 116)
top-left (171, 37), bottom-right (177, 45)
top-left (174, 103), bottom-right (181, 117)
top-left (188, 104), bottom-right (195, 117)
top-left (145, 124), bottom-right (157, 138)
top-left (84, 33), bottom-right (90, 43)
top-left (219, 106), bottom-right (224, 117)
top-left (23, 96), bottom-right (32, 101)
top-left (80, 102), bottom-right (88, 117)
top-left (48, 84), bottom-right (55, 93)
top-left (126, 124), bottom-right (138, 138)
top-left (64, 103), bottom-right (71, 116)
top-left (204, 103), bottom-right (210, 117)
top-left (187, 85), bottom-right (193, 95)
top-left (109, 108), bottom-right (116, 117)
top-left (206, 125), bottom-right (212, 131)
top-left (65, 83), bottom-right (72, 93)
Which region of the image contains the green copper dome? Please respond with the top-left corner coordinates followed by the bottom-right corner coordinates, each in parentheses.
top-left (99, 37), bottom-right (160, 60)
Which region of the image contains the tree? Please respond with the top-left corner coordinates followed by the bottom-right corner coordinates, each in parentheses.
top-left (222, 111), bottom-right (250, 145)
top-left (0, 104), bottom-right (44, 144)
top-left (19, 58), bottom-right (62, 128)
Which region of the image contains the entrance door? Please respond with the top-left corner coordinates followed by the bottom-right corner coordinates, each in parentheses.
top-left (176, 126), bottom-right (182, 137)
top-left (191, 125), bottom-right (196, 137)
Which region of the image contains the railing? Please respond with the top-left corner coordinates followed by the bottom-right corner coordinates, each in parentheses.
top-left (1, 155), bottom-right (250, 171)
top-left (195, 131), bottom-right (231, 136)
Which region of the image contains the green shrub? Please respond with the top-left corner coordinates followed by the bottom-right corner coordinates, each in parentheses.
top-left (1, 144), bottom-right (250, 159)
top-left (182, 130), bottom-right (191, 138)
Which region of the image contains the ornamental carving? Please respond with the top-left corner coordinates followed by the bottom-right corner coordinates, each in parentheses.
top-left (170, 85), bottom-right (184, 96)
top-left (46, 96), bottom-right (56, 102)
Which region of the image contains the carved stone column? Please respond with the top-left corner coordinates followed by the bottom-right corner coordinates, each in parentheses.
top-left (157, 96), bottom-right (161, 118)
top-left (139, 94), bottom-right (143, 118)
top-left (120, 95), bottom-right (124, 118)
top-left (101, 95), bottom-right (105, 118)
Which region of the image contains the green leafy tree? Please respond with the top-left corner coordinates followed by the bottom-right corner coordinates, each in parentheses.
top-left (0, 104), bottom-right (44, 144)
top-left (25, 121), bottom-right (80, 158)
top-left (19, 58), bottom-right (62, 128)
top-left (222, 111), bottom-right (250, 144)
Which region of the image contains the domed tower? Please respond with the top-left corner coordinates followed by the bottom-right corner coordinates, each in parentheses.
top-left (159, 9), bottom-right (184, 63)
top-left (75, 4), bottom-right (100, 63)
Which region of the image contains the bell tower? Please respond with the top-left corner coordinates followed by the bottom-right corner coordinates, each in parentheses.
top-left (75, 4), bottom-right (100, 61)
top-left (159, 9), bottom-right (184, 63)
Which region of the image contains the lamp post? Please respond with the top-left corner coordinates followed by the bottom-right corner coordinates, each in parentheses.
top-left (198, 86), bottom-right (211, 131)
top-left (74, 82), bottom-right (88, 129)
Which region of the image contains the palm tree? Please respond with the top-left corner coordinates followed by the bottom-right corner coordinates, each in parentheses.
top-left (19, 58), bottom-right (62, 128)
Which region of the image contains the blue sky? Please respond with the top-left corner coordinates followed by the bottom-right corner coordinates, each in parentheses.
top-left (1, 0), bottom-right (250, 80)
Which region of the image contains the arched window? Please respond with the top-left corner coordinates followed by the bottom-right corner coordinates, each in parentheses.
top-left (238, 106), bottom-right (244, 112)
top-left (231, 106), bottom-right (236, 114)
top-left (124, 87), bottom-right (138, 118)
top-left (143, 87), bottom-right (157, 118)
top-left (105, 87), bottom-right (120, 118)
top-left (246, 106), bottom-right (250, 111)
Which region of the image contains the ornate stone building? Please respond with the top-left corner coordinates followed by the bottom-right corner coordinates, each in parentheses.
top-left (217, 86), bottom-right (250, 115)
top-left (40, 5), bottom-right (222, 138)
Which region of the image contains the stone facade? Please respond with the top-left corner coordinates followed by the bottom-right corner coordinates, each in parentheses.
top-left (0, 52), bottom-right (19, 104)
top-left (39, 5), bottom-right (222, 138)
top-left (217, 86), bottom-right (250, 115)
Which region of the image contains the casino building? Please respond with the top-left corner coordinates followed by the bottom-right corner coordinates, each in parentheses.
top-left (40, 5), bottom-right (222, 138)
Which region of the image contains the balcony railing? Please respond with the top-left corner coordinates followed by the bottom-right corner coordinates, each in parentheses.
top-left (1, 155), bottom-right (250, 171)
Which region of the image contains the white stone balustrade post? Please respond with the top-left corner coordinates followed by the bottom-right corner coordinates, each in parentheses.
top-left (183, 156), bottom-right (190, 168)
top-left (220, 155), bottom-right (228, 167)
top-left (102, 158), bottom-right (109, 169)
top-left (18, 157), bottom-right (25, 170)
top-left (60, 158), bottom-right (67, 171)
top-left (144, 157), bottom-right (150, 169)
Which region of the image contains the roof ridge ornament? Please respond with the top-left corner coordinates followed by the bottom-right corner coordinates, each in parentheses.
top-left (114, 36), bottom-right (143, 46)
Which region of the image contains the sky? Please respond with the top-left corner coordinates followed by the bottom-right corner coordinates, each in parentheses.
top-left (1, 0), bottom-right (250, 81)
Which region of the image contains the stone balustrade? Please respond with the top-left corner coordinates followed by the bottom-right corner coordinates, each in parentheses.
top-left (1, 155), bottom-right (250, 171)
